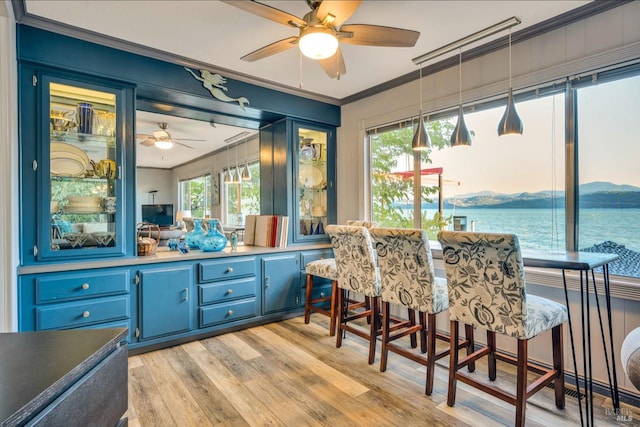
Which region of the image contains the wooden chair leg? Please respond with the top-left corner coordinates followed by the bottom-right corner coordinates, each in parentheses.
top-left (328, 280), bottom-right (337, 337)
top-left (447, 320), bottom-right (460, 407)
top-left (304, 274), bottom-right (313, 324)
top-left (336, 288), bottom-right (345, 349)
top-left (368, 296), bottom-right (379, 365)
top-left (553, 324), bottom-right (565, 409)
top-left (425, 313), bottom-right (437, 395)
top-left (408, 309), bottom-right (417, 348)
top-left (465, 324), bottom-right (475, 372)
top-left (515, 338), bottom-right (528, 427)
top-left (487, 330), bottom-right (497, 381)
top-left (420, 311), bottom-right (427, 354)
top-left (380, 301), bottom-right (391, 372)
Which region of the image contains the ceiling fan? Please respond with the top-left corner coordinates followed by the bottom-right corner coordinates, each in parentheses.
top-left (136, 122), bottom-right (204, 150)
top-left (222, 0), bottom-right (420, 79)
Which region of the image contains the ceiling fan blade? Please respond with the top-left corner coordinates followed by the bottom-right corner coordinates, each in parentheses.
top-left (339, 24), bottom-right (420, 47)
top-left (174, 138), bottom-right (206, 142)
top-left (140, 139), bottom-right (156, 147)
top-left (317, 0), bottom-right (362, 28)
top-left (220, 0), bottom-right (305, 27)
top-left (136, 133), bottom-right (154, 139)
top-left (174, 141), bottom-right (194, 149)
top-left (319, 47), bottom-right (346, 79)
top-left (241, 36), bottom-right (299, 62)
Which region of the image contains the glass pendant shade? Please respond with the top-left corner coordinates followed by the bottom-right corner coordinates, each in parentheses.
top-left (241, 163), bottom-right (251, 180)
top-left (412, 113), bottom-right (431, 151)
top-left (224, 168), bottom-right (233, 183)
top-left (498, 87), bottom-right (523, 136)
top-left (450, 105), bottom-right (472, 147)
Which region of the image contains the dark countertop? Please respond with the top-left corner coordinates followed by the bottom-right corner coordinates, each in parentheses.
top-left (0, 328), bottom-right (127, 426)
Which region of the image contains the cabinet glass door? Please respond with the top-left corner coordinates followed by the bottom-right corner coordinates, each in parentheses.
top-left (41, 78), bottom-right (123, 259)
top-left (297, 126), bottom-right (329, 238)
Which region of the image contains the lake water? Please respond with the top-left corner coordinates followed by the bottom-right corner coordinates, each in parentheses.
top-left (436, 208), bottom-right (640, 252)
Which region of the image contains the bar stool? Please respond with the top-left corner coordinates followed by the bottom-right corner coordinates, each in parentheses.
top-left (370, 227), bottom-right (455, 395)
top-left (326, 224), bottom-right (381, 365)
top-left (438, 231), bottom-right (567, 427)
top-left (304, 220), bottom-right (378, 336)
top-left (304, 258), bottom-right (338, 336)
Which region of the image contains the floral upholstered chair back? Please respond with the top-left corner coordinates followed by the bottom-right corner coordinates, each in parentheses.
top-left (438, 231), bottom-right (530, 338)
top-left (326, 224), bottom-right (380, 297)
top-left (370, 228), bottom-right (448, 313)
top-left (345, 220), bottom-right (378, 229)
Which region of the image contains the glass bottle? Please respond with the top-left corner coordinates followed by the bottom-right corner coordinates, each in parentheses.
top-left (201, 219), bottom-right (227, 252)
top-left (184, 218), bottom-right (205, 249)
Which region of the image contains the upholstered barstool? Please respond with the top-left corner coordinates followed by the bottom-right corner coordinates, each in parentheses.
top-left (304, 220), bottom-right (378, 336)
top-left (326, 224), bottom-right (381, 365)
top-left (370, 227), bottom-right (453, 395)
top-left (304, 257), bottom-right (338, 336)
top-left (438, 231), bottom-right (567, 427)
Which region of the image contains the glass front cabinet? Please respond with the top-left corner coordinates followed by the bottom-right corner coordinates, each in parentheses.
top-left (31, 74), bottom-right (131, 261)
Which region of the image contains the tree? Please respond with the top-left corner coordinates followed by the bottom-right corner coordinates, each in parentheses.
top-left (371, 119), bottom-right (455, 239)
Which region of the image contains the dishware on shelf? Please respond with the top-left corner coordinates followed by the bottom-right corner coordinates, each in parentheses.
top-left (312, 206), bottom-right (326, 217)
top-left (76, 102), bottom-right (94, 134)
top-left (299, 164), bottom-right (323, 188)
top-left (50, 142), bottom-right (90, 177)
top-left (90, 159), bottom-right (116, 179)
top-left (103, 197), bottom-right (116, 213)
top-left (50, 110), bottom-right (76, 132)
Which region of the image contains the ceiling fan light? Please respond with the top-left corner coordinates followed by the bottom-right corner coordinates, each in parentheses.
top-left (299, 27), bottom-right (338, 60)
top-left (154, 139), bottom-right (174, 150)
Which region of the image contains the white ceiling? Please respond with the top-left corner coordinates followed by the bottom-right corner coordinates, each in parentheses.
top-left (21, 0), bottom-right (593, 168)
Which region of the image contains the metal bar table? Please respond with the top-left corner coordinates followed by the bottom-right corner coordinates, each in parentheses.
top-left (523, 250), bottom-right (620, 427)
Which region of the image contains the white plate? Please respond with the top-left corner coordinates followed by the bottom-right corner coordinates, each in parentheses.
top-left (51, 157), bottom-right (86, 177)
top-left (51, 142), bottom-right (89, 175)
top-left (299, 165), bottom-right (323, 188)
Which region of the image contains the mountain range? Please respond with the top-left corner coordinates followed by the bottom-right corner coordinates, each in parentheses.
top-left (431, 181), bottom-right (640, 209)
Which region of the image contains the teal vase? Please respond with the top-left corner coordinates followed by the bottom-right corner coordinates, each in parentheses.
top-left (201, 219), bottom-right (227, 252)
top-left (184, 219), bottom-right (205, 249)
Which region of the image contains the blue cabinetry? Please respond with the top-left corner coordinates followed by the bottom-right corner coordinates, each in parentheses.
top-left (18, 269), bottom-right (133, 341)
top-left (137, 264), bottom-right (193, 340)
top-left (262, 253), bottom-right (301, 313)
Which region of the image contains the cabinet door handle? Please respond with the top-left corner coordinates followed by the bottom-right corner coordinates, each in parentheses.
top-left (265, 276), bottom-right (270, 288)
top-left (81, 283), bottom-right (90, 290)
top-left (82, 311), bottom-right (90, 318)
top-left (227, 310), bottom-right (234, 316)
top-left (183, 288), bottom-right (189, 302)
top-left (227, 289), bottom-right (233, 295)
top-left (226, 267), bottom-right (234, 273)
top-left (320, 291), bottom-right (325, 297)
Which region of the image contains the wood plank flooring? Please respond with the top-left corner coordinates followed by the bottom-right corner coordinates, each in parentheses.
top-left (127, 316), bottom-right (640, 426)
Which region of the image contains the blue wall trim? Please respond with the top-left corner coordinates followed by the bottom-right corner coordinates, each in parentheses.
top-left (17, 24), bottom-right (341, 128)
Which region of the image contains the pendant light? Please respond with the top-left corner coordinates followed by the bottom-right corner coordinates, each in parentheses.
top-left (233, 142), bottom-right (242, 183)
top-left (412, 65), bottom-right (431, 151)
top-left (498, 28), bottom-right (523, 136)
top-left (450, 48), bottom-right (472, 147)
top-left (241, 137), bottom-right (251, 180)
top-left (224, 144), bottom-right (233, 184)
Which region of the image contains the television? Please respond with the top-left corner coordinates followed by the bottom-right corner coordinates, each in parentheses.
top-left (141, 204), bottom-right (174, 227)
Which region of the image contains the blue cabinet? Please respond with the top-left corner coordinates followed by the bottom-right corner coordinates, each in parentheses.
top-left (137, 265), bottom-right (193, 340)
top-left (262, 253), bottom-right (301, 313)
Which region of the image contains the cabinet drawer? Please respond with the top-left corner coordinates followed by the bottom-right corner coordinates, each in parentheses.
top-left (300, 250), bottom-right (333, 269)
top-left (36, 296), bottom-right (129, 330)
top-left (199, 257), bottom-right (256, 283)
top-left (199, 299), bottom-right (258, 328)
top-left (36, 270), bottom-right (129, 304)
top-left (199, 277), bottom-right (257, 306)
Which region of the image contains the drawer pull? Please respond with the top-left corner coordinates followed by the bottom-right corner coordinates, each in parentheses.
top-left (82, 311), bottom-right (90, 318)
top-left (227, 310), bottom-right (234, 316)
top-left (81, 283), bottom-right (90, 290)
top-left (226, 267), bottom-right (234, 273)
top-left (320, 292), bottom-right (325, 297)
top-left (227, 289), bottom-right (233, 295)
top-left (183, 288), bottom-right (189, 302)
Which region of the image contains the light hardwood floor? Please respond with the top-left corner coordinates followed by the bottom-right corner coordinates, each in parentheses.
top-left (127, 315), bottom-right (640, 426)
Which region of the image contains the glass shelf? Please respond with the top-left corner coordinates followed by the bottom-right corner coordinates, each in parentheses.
top-left (297, 127), bottom-right (328, 237)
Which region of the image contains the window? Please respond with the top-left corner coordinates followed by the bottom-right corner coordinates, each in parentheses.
top-left (224, 161), bottom-right (260, 225)
top-left (577, 73), bottom-right (640, 278)
top-left (179, 174), bottom-right (211, 219)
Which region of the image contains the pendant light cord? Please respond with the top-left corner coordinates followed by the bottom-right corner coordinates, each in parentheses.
top-left (508, 28), bottom-right (512, 88)
top-left (458, 47), bottom-right (462, 106)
